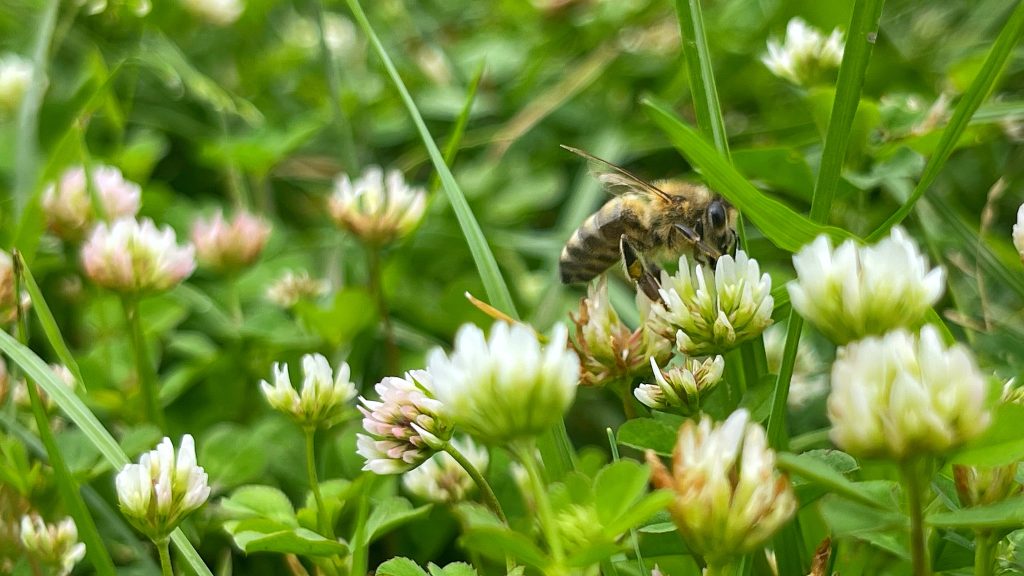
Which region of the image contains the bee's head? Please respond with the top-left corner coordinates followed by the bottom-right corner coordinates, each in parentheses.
top-left (697, 197), bottom-right (737, 266)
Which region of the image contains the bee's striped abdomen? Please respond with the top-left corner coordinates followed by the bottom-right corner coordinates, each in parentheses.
top-left (559, 199), bottom-right (642, 284)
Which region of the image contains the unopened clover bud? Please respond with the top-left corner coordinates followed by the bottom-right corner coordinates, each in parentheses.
top-left (42, 165), bottom-right (141, 241)
top-left (19, 514), bottom-right (86, 576)
top-left (647, 409), bottom-right (796, 565)
top-left (762, 18), bottom-right (844, 87)
top-left (401, 436), bottom-right (488, 503)
top-left (427, 321), bottom-right (580, 445)
top-left (357, 370), bottom-right (453, 474)
top-left (788, 228), bottom-right (945, 345)
top-left (1014, 204), bottom-right (1024, 264)
top-left (828, 326), bottom-right (990, 460)
top-left (634, 355), bottom-right (724, 413)
top-left (181, 0), bottom-right (243, 26)
top-left (81, 218), bottom-right (196, 294)
top-left (328, 166), bottom-right (427, 245)
top-left (572, 277), bottom-right (671, 387)
top-left (260, 353), bottom-right (357, 428)
top-left (115, 434), bottom-right (210, 541)
top-left (653, 251), bottom-right (773, 356)
top-left (0, 53), bottom-right (32, 116)
top-left (953, 464), bottom-right (1021, 508)
top-left (265, 270), bottom-right (328, 308)
top-left (191, 210), bottom-right (271, 273)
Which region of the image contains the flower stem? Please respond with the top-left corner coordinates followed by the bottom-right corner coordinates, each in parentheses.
top-left (705, 561), bottom-right (739, 576)
top-left (366, 244), bottom-right (397, 373)
top-left (304, 427), bottom-right (333, 538)
top-left (157, 538), bottom-right (173, 576)
top-left (974, 532), bottom-right (995, 576)
top-left (444, 442), bottom-right (507, 524)
top-left (902, 460), bottom-right (932, 576)
top-left (513, 443), bottom-right (564, 567)
top-left (122, 296), bottom-right (165, 430)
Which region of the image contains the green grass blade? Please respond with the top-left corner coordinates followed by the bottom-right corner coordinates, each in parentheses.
top-left (868, 0), bottom-right (1024, 241)
top-left (811, 0), bottom-right (886, 221)
top-left (346, 0), bottom-right (517, 319)
top-left (431, 61), bottom-right (486, 195)
top-left (644, 97), bottom-right (855, 252)
top-left (673, 0), bottom-right (730, 157)
top-left (0, 330), bottom-right (214, 576)
top-left (315, 0), bottom-right (359, 172)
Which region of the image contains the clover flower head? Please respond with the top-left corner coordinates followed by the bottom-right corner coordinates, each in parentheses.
top-left (260, 353), bottom-right (357, 428)
top-left (828, 326), bottom-right (990, 459)
top-left (42, 165), bottom-right (142, 241)
top-left (181, 0), bottom-right (243, 26)
top-left (81, 218), bottom-right (196, 294)
top-left (788, 228), bottom-right (945, 345)
top-left (634, 354), bottom-right (724, 413)
top-left (357, 370), bottom-right (453, 474)
top-left (328, 166), bottom-right (427, 245)
top-left (1014, 204), bottom-right (1024, 264)
top-left (191, 210), bottom-right (271, 273)
top-left (0, 53), bottom-right (32, 115)
top-left (266, 270), bottom-right (328, 308)
top-left (654, 251), bottom-right (773, 356)
top-left (647, 409), bottom-right (796, 564)
top-left (427, 321), bottom-right (580, 444)
top-left (401, 436), bottom-right (488, 503)
top-left (0, 249), bottom-right (30, 325)
top-left (115, 434), bottom-right (210, 541)
top-left (762, 18), bottom-right (845, 86)
top-left (19, 514), bottom-right (86, 576)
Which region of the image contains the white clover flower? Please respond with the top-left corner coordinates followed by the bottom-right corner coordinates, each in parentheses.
top-left (191, 210), bottom-right (271, 273)
top-left (828, 326), bottom-right (990, 460)
top-left (634, 355), bottom-right (724, 413)
top-left (42, 165), bottom-right (142, 241)
top-left (401, 436), bottom-right (488, 503)
top-left (654, 251), bottom-right (773, 356)
top-left (788, 228), bottom-right (945, 345)
top-left (427, 322), bottom-right (580, 445)
top-left (0, 249), bottom-right (30, 325)
top-left (19, 514), bottom-right (86, 576)
top-left (265, 269), bottom-right (328, 308)
top-left (260, 353), bottom-right (357, 428)
top-left (328, 166), bottom-right (427, 245)
top-left (647, 409), bottom-right (796, 564)
top-left (762, 18), bottom-right (844, 87)
top-left (572, 277), bottom-right (671, 387)
top-left (181, 0), bottom-right (243, 26)
top-left (357, 370), bottom-right (453, 474)
top-left (81, 217), bottom-right (196, 294)
top-left (1014, 204), bottom-right (1024, 263)
top-left (0, 53), bottom-right (32, 116)
top-left (115, 434), bottom-right (210, 541)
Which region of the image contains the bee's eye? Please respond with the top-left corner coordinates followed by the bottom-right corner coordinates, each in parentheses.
top-left (709, 201), bottom-right (727, 229)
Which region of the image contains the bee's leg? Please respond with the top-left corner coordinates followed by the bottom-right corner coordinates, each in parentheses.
top-left (673, 223), bottom-right (721, 266)
top-left (619, 235), bottom-right (663, 303)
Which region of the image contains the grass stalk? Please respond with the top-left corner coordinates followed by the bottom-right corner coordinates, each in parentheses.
top-left (673, 0), bottom-right (729, 157)
top-left (315, 0), bottom-right (360, 172)
top-left (513, 443), bottom-right (565, 567)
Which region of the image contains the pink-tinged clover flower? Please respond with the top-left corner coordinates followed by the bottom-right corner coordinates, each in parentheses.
top-left (81, 218), bottom-right (195, 294)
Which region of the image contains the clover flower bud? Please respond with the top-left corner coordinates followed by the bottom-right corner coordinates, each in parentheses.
top-left (19, 515), bottom-right (86, 576)
top-left (1014, 204), bottom-right (1024, 264)
top-left (115, 434), bottom-right (210, 541)
top-left (0, 53), bottom-right (32, 116)
top-left (42, 165), bottom-right (142, 241)
top-left (762, 18), bottom-right (844, 87)
top-left (572, 277), bottom-right (671, 387)
top-left (401, 436), bottom-right (488, 503)
top-left (260, 353), bottom-right (357, 428)
top-left (953, 464), bottom-right (1021, 508)
top-left (357, 370), bottom-right (454, 474)
top-left (191, 210), bottom-right (271, 273)
top-left (265, 270), bottom-right (328, 308)
top-left (634, 355), bottom-right (724, 413)
top-left (554, 504), bottom-right (604, 552)
top-left (0, 249), bottom-right (30, 325)
top-left (653, 251), bottom-right (773, 356)
top-left (828, 326), bottom-right (990, 460)
top-left (647, 409), bottom-right (796, 564)
top-left (81, 218), bottom-right (196, 294)
top-left (181, 0), bottom-right (243, 26)
top-left (427, 322), bottom-right (580, 445)
top-left (788, 228), bottom-right (945, 345)
top-left (328, 166), bottom-right (427, 245)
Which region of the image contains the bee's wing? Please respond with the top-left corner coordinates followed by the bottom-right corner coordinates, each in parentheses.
top-left (560, 145), bottom-right (671, 202)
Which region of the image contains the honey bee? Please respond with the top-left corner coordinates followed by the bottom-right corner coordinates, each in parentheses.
top-left (558, 145), bottom-right (738, 301)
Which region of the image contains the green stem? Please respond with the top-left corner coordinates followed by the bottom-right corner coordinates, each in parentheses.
top-left (705, 561), bottom-right (740, 576)
top-left (304, 427), bottom-right (333, 538)
top-left (444, 443), bottom-right (507, 524)
top-left (157, 538), bottom-right (173, 576)
top-left (366, 244), bottom-right (397, 374)
top-left (974, 532), bottom-right (995, 576)
top-left (121, 296), bottom-right (165, 430)
top-left (349, 475), bottom-right (373, 576)
top-left (902, 460), bottom-right (932, 576)
top-left (513, 443), bottom-right (564, 567)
